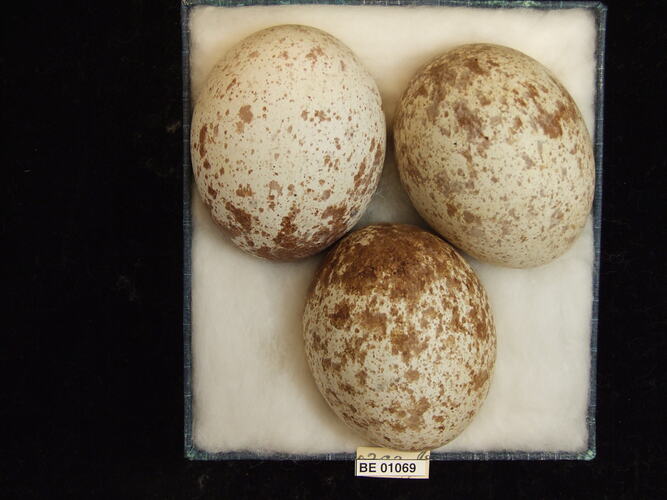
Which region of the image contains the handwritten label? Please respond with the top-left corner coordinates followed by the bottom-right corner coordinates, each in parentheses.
top-left (355, 447), bottom-right (430, 479)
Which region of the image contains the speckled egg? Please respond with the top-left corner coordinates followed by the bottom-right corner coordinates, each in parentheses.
top-left (191, 25), bottom-right (386, 260)
top-left (303, 224), bottom-right (496, 451)
top-left (394, 44), bottom-right (595, 268)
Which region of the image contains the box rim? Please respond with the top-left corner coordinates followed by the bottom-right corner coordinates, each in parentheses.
top-left (181, 0), bottom-right (606, 461)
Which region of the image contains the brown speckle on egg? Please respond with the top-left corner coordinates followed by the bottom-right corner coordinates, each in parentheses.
top-left (303, 224), bottom-right (496, 451)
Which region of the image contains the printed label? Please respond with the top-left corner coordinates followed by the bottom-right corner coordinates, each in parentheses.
top-left (355, 447), bottom-right (430, 479)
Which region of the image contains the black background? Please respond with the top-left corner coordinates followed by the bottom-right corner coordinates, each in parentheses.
top-left (4, 0), bottom-right (665, 498)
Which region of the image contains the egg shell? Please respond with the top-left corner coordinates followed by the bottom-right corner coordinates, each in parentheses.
top-left (303, 224), bottom-right (496, 451)
top-left (394, 44), bottom-right (595, 268)
top-left (191, 25), bottom-right (386, 260)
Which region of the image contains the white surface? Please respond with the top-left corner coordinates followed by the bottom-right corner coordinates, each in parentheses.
top-left (189, 4), bottom-right (596, 454)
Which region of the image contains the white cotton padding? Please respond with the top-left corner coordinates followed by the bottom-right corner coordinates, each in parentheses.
top-left (189, 4), bottom-right (596, 455)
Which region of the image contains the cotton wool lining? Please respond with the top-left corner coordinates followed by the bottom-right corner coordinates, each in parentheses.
top-left (189, 4), bottom-right (596, 455)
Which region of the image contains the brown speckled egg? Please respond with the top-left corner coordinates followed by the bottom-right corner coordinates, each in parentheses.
top-left (303, 224), bottom-right (496, 451)
top-left (191, 25), bottom-right (386, 260)
top-left (394, 44), bottom-right (595, 268)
